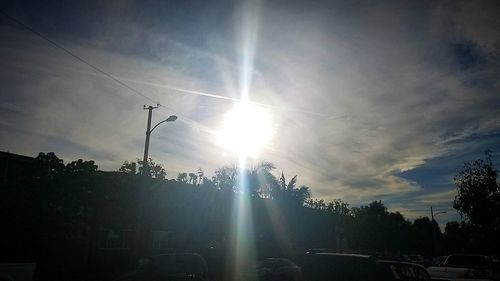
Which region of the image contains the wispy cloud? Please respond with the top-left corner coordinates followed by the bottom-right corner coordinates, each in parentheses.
top-left (417, 189), bottom-right (457, 205)
top-left (1, 0), bottom-right (499, 221)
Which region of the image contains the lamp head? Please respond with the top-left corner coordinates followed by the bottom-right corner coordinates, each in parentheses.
top-left (166, 115), bottom-right (178, 122)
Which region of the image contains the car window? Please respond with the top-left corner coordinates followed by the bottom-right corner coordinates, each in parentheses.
top-left (415, 267), bottom-right (431, 281)
top-left (445, 255), bottom-right (488, 267)
top-left (379, 262), bottom-right (430, 281)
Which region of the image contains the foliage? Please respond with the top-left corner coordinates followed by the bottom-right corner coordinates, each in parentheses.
top-left (119, 158), bottom-right (166, 179)
top-left (453, 151), bottom-right (500, 252)
top-left (306, 198), bottom-right (351, 216)
top-left (444, 221), bottom-right (472, 253)
top-left (328, 199), bottom-right (351, 216)
top-left (246, 161), bottom-right (276, 197)
top-left (177, 172), bottom-right (188, 183)
top-left (119, 160), bottom-right (137, 174)
top-left (349, 201), bottom-right (415, 253)
top-left (410, 217), bottom-right (443, 255)
top-left (8, 151), bottom-right (500, 268)
top-left (188, 172), bottom-right (198, 184)
top-left (212, 166), bottom-right (238, 193)
top-left (34, 152), bottom-right (65, 178)
top-left (66, 159), bottom-right (98, 174)
top-left (453, 151), bottom-right (500, 231)
top-left (270, 172), bottom-right (311, 206)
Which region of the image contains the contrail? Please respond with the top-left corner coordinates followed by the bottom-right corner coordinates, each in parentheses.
top-left (115, 75), bottom-right (337, 118)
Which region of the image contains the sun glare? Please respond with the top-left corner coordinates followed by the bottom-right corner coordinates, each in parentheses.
top-left (216, 102), bottom-right (275, 157)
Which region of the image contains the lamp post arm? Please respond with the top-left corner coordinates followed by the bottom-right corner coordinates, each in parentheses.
top-left (149, 119), bottom-right (168, 134)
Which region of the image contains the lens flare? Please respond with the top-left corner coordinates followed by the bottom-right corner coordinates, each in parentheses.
top-left (216, 102), bottom-right (274, 157)
top-left (228, 0), bottom-right (263, 280)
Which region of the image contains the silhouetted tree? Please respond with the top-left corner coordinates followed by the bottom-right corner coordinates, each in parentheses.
top-left (140, 158), bottom-right (166, 179)
top-left (246, 161), bottom-right (276, 198)
top-left (9, 152), bottom-right (473, 271)
top-left (197, 168), bottom-right (204, 185)
top-left (200, 176), bottom-right (214, 188)
top-left (411, 217), bottom-right (442, 255)
top-left (119, 160), bottom-right (137, 174)
top-left (327, 199), bottom-right (351, 216)
top-left (66, 159), bottom-right (97, 174)
top-left (119, 158), bottom-right (166, 179)
top-left (188, 172), bottom-right (197, 184)
top-left (271, 172), bottom-right (311, 206)
top-left (34, 152), bottom-right (65, 178)
top-left (453, 151), bottom-right (500, 252)
top-left (305, 198), bottom-right (350, 215)
top-left (349, 201), bottom-right (413, 252)
top-left (454, 151), bottom-right (499, 230)
top-left (177, 172), bottom-right (188, 183)
top-left (305, 199), bottom-right (327, 210)
top-left (444, 221), bottom-right (471, 253)
top-left (212, 166), bottom-right (237, 193)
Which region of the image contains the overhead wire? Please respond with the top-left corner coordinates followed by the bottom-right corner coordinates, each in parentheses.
top-left (0, 9), bottom-right (157, 104)
top-left (0, 9), bottom-right (351, 144)
top-left (0, 9), bottom-right (218, 132)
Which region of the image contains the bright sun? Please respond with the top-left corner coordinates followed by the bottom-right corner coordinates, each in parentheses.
top-left (216, 102), bottom-right (275, 157)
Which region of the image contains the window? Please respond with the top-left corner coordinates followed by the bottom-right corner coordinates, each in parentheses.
top-left (99, 229), bottom-right (133, 249)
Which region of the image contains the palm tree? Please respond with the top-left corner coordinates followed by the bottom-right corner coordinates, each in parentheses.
top-left (245, 161), bottom-right (277, 198)
top-left (271, 172), bottom-right (311, 206)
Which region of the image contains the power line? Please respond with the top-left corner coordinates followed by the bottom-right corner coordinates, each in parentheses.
top-left (0, 9), bottom-right (157, 104)
top-left (1, 9), bottom-right (347, 122)
top-left (1, 7), bottom-right (354, 136)
top-left (0, 9), bottom-right (219, 134)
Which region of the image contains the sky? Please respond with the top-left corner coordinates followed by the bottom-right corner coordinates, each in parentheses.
top-left (1, 0), bottom-right (500, 224)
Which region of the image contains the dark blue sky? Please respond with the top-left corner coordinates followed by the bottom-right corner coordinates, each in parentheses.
top-left (1, 0), bottom-right (499, 223)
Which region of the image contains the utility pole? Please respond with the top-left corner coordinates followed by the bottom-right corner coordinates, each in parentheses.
top-left (135, 104), bottom-right (158, 258)
top-left (430, 206), bottom-right (447, 255)
top-left (135, 106), bottom-right (176, 258)
top-left (142, 104), bottom-right (158, 176)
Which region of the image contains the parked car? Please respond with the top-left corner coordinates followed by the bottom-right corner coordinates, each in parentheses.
top-left (427, 266), bottom-right (492, 281)
top-left (427, 254), bottom-right (493, 281)
top-left (301, 252), bottom-right (431, 281)
top-left (434, 256), bottom-right (449, 266)
top-left (408, 255), bottom-right (425, 265)
top-left (118, 253), bottom-right (209, 281)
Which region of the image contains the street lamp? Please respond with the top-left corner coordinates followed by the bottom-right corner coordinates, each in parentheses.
top-left (430, 206), bottom-right (447, 222)
top-left (434, 211), bottom-right (447, 220)
top-left (430, 207), bottom-right (447, 255)
top-left (142, 104), bottom-right (177, 176)
top-left (135, 106), bottom-right (177, 257)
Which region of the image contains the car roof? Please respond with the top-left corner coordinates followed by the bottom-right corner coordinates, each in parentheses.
top-left (448, 254), bottom-right (488, 257)
top-left (307, 252), bottom-right (372, 259)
